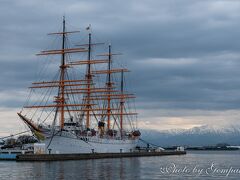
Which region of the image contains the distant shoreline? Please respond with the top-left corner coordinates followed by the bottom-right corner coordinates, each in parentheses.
top-left (164, 146), bottom-right (240, 151)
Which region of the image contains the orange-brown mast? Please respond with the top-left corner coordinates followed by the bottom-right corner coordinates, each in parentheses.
top-left (120, 69), bottom-right (124, 137)
top-left (60, 16), bottom-right (66, 129)
top-left (86, 32), bottom-right (92, 129)
top-left (107, 44), bottom-right (112, 130)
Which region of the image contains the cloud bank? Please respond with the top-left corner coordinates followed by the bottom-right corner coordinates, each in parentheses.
top-left (1, 0), bottom-right (240, 134)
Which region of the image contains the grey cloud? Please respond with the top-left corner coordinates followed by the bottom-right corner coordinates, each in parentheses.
top-left (1, 0), bottom-right (240, 118)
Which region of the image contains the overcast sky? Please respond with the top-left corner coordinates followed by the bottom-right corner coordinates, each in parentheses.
top-left (1, 0), bottom-right (240, 135)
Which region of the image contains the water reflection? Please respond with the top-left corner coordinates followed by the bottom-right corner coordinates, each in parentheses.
top-left (28, 157), bottom-right (141, 179)
top-left (1, 151), bottom-right (240, 179)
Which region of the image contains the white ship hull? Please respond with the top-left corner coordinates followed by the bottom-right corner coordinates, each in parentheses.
top-left (18, 113), bottom-right (140, 154)
top-left (43, 134), bottom-right (139, 154)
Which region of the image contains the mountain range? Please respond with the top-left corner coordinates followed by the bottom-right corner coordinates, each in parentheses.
top-left (140, 125), bottom-right (240, 147)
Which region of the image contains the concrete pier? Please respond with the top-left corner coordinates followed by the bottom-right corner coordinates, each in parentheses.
top-left (16, 151), bottom-right (186, 161)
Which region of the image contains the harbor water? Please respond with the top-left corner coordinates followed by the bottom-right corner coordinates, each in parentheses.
top-left (0, 151), bottom-right (240, 179)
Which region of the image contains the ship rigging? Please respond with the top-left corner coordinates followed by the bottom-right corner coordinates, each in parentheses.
top-left (18, 17), bottom-right (141, 153)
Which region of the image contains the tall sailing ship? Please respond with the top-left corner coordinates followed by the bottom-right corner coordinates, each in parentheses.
top-left (17, 18), bottom-right (141, 154)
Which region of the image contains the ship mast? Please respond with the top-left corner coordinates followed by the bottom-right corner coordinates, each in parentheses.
top-left (60, 16), bottom-right (66, 129)
top-left (120, 69), bottom-right (124, 137)
top-left (86, 32), bottom-right (92, 130)
top-left (21, 17), bottom-right (91, 129)
top-left (107, 44), bottom-right (112, 130)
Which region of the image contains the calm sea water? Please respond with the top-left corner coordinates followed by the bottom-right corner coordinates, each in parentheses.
top-left (0, 151), bottom-right (240, 179)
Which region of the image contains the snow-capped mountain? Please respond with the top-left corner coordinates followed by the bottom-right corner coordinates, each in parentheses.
top-left (140, 125), bottom-right (240, 147)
